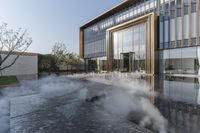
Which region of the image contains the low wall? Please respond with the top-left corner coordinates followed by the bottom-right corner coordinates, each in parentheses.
top-left (1, 53), bottom-right (38, 76)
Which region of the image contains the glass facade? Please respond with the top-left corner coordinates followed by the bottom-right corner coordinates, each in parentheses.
top-left (112, 23), bottom-right (146, 72)
top-left (84, 0), bottom-right (157, 59)
top-left (162, 47), bottom-right (200, 75)
top-left (85, 57), bottom-right (107, 72)
top-left (159, 0), bottom-right (199, 49)
top-left (82, 0), bottom-right (200, 75)
top-left (158, 0), bottom-right (200, 76)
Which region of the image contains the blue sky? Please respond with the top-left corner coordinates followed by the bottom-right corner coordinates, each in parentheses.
top-left (0, 0), bottom-right (123, 54)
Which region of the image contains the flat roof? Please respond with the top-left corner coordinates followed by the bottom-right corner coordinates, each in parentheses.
top-left (0, 51), bottom-right (39, 56)
top-left (80, 0), bottom-right (141, 29)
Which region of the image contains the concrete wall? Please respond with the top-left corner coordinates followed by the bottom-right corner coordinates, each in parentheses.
top-left (1, 54), bottom-right (38, 76)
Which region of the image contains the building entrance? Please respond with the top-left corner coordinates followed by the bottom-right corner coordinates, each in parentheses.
top-left (112, 22), bottom-right (147, 73)
top-left (106, 13), bottom-right (158, 74)
top-left (120, 52), bottom-right (135, 72)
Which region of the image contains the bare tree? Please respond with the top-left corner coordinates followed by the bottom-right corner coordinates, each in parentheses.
top-left (0, 23), bottom-right (32, 71)
top-left (51, 42), bottom-right (83, 72)
top-left (52, 42), bottom-right (68, 66)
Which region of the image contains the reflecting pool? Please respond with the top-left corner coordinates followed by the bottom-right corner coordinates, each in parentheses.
top-left (151, 76), bottom-right (200, 133)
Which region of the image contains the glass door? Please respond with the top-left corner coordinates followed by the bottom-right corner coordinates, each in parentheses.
top-left (129, 52), bottom-right (135, 72)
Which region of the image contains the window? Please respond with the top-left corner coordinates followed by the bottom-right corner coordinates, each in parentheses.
top-left (184, 0), bottom-right (188, 15)
top-left (191, 12), bottom-right (196, 38)
top-left (177, 0), bottom-right (181, 17)
top-left (184, 39), bottom-right (188, 47)
top-left (160, 43), bottom-right (164, 49)
top-left (170, 41), bottom-right (175, 48)
top-left (139, 24), bottom-right (146, 60)
top-left (191, 38), bottom-right (196, 46)
top-left (164, 20), bottom-right (169, 47)
top-left (191, 0), bottom-right (196, 13)
top-left (140, 3), bottom-right (145, 14)
top-left (182, 47), bottom-right (197, 74)
top-left (170, 1), bottom-right (175, 19)
top-left (130, 8), bottom-right (134, 17)
top-left (113, 33), bottom-right (119, 59)
top-left (169, 48), bottom-right (182, 74)
top-left (134, 26), bottom-right (140, 60)
top-left (177, 40), bottom-right (181, 47)
top-left (137, 4), bottom-right (141, 15)
top-left (164, 3), bottom-right (169, 20)
top-left (176, 16), bottom-right (181, 41)
top-left (145, 1), bottom-right (150, 12)
top-left (150, 0), bottom-right (155, 11)
top-left (164, 42), bottom-right (169, 49)
top-left (123, 28), bottom-right (132, 53)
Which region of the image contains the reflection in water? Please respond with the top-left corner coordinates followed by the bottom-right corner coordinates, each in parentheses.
top-left (5, 73), bottom-right (200, 133)
top-left (73, 73), bottom-right (200, 133)
top-left (151, 76), bottom-right (200, 133)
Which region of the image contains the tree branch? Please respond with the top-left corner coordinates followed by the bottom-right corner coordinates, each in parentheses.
top-left (0, 54), bottom-right (20, 71)
top-left (0, 23), bottom-right (32, 72)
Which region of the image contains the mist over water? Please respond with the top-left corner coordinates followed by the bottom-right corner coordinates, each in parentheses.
top-left (0, 75), bottom-right (87, 133)
top-left (83, 72), bottom-right (168, 133)
top-left (0, 73), bottom-right (168, 133)
top-left (0, 97), bottom-right (9, 133)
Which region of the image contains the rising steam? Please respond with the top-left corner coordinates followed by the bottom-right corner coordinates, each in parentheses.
top-left (0, 73), bottom-right (168, 133)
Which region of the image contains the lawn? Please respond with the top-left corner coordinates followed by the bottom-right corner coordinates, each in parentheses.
top-left (0, 76), bottom-right (18, 86)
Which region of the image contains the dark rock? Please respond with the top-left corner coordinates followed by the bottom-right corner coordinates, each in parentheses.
top-left (85, 93), bottom-right (106, 103)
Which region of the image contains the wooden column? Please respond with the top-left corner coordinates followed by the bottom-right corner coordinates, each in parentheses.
top-left (151, 13), bottom-right (158, 75)
top-left (79, 29), bottom-right (84, 58)
top-left (146, 17), bottom-right (151, 74)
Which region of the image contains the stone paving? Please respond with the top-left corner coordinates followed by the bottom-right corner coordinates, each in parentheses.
top-left (8, 79), bottom-right (152, 133)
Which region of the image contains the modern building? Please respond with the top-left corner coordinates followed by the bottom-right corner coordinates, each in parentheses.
top-left (1, 51), bottom-right (38, 80)
top-left (80, 0), bottom-right (200, 76)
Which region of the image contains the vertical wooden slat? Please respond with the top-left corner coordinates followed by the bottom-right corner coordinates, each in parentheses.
top-left (150, 15), bottom-right (154, 74)
top-left (168, 0), bottom-right (171, 48)
top-left (150, 13), bottom-right (159, 75)
top-left (174, 0), bottom-right (177, 47)
top-left (157, 0), bottom-right (160, 15)
top-left (151, 15), bottom-right (154, 75)
top-left (181, 0), bottom-right (184, 47)
top-left (196, 0), bottom-right (200, 46)
top-left (145, 22), bottom-right (148, 73)
top-left (162, 0), bottom-right (165, 49)
top-left (146, 17), bottom-right (151, 74)
top-left (154, 13), bottom-right (159, 74)
top-left (188, 0), bottom-right (192, 47)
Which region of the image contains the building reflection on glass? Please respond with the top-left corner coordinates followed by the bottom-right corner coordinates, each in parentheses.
top-left (152, 76), bottom-right (200, 133)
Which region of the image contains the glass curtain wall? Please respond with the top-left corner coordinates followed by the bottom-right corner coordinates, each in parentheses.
top-left (85, 57), bottom-right (107, 72)
top-left (163, 47), bottom-right (200, 75)
top-left (162, 76), bottom-right (199, 104)
top-left (159, 0), bottom-right (198, 49)
top-left (160, 0), bottom-right (200, 76)
top-left (84, 0), bottom-right (157, 59)
top-left (113, 23), bottom-right (146, 73)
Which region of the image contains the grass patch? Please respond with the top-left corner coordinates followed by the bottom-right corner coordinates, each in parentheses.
top-left (0, 76), bottom-right (18, 86)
